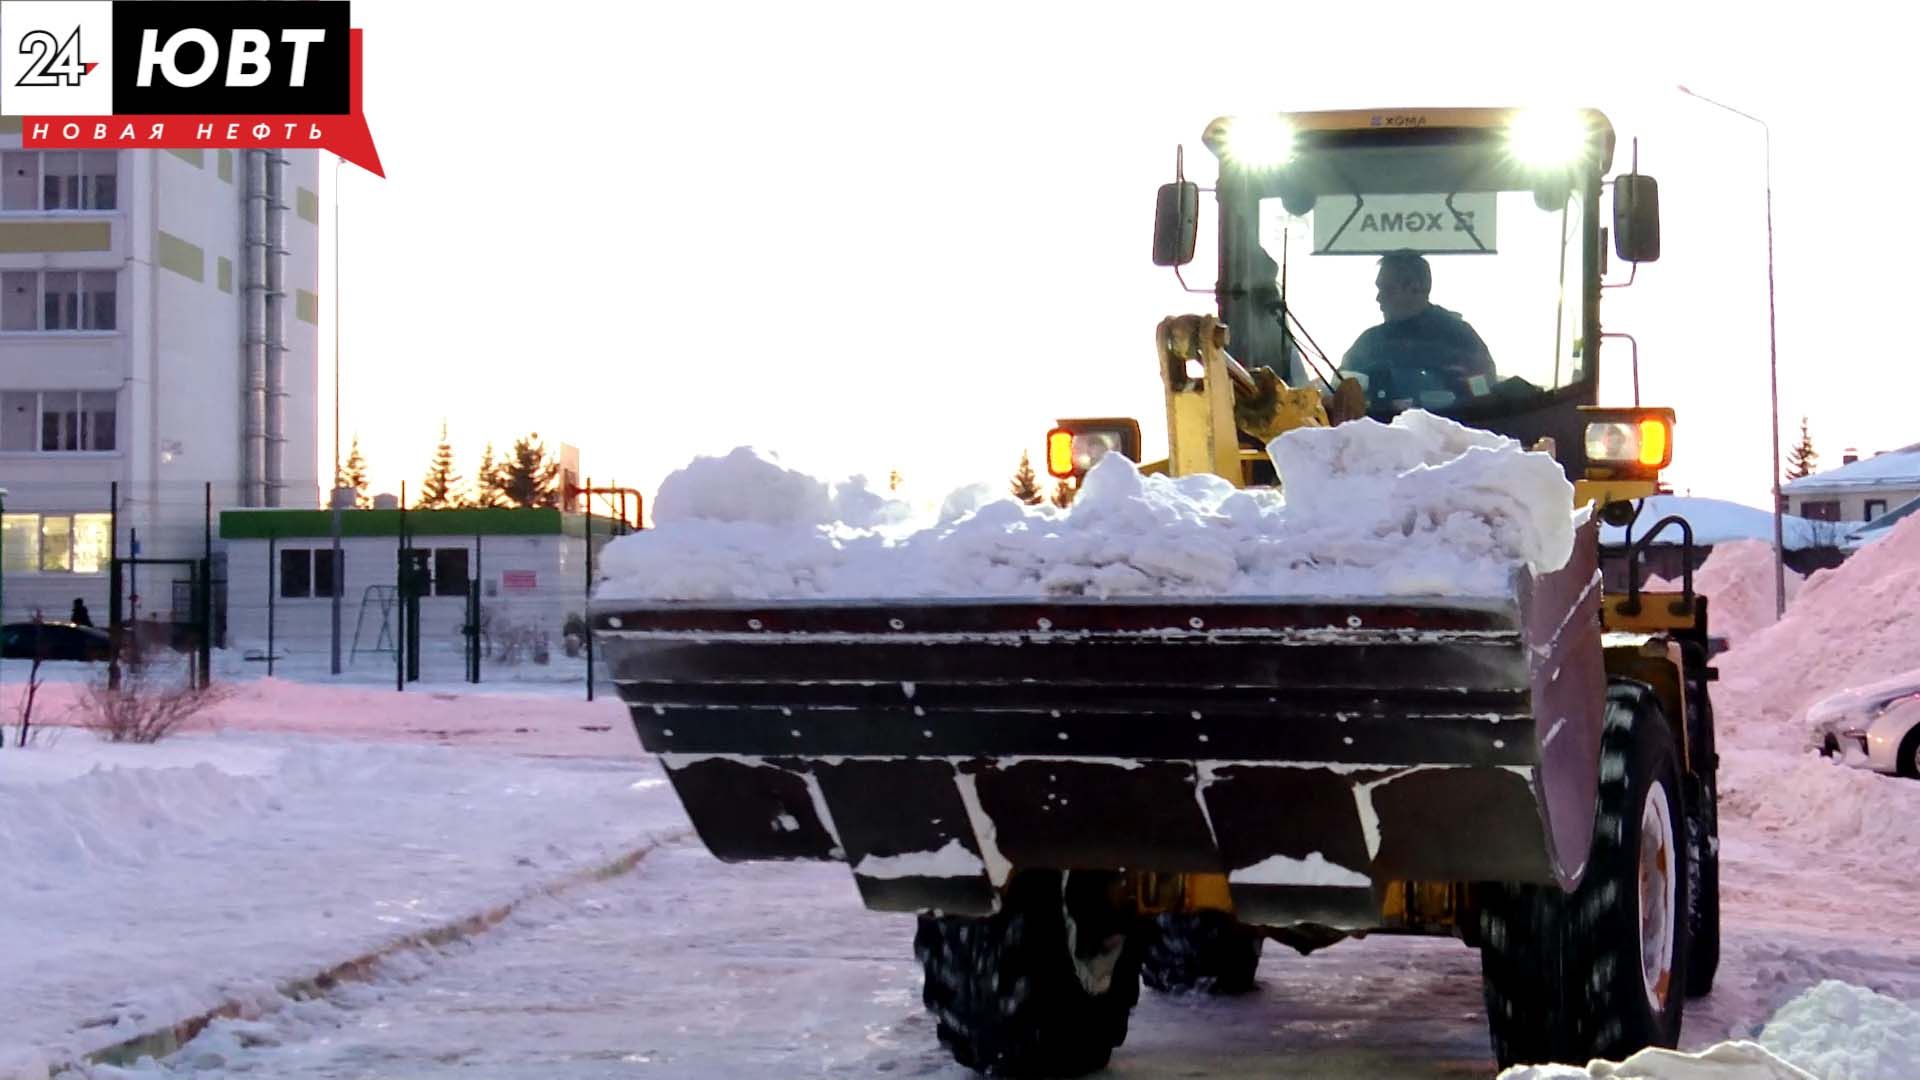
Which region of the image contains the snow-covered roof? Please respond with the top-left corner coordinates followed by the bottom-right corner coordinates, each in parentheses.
top-left (1596, 495), bottom-right (1832, 551)
top-left (1781, 442), bottom-right (1920, 493)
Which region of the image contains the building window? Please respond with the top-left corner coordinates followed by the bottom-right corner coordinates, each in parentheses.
top-left (0, 512), bottom-right (111, 573)
top-left (279, 548), bottom-right (311, 598)
top-left (2, 269), bottom-right (116, 331)
top-left (1865, 499), bottom-right (1888, 521)
top-left (434, 548), bottom-right (470, 597)
top-left (1800, 500), bottom-right (1841, 522)
top-left (0, 150), bottom-right (117, 211)
top-left (314, 549), bottom-right (337, 598)
top-left (0, 390), bottom-right (116, 451)
top-left (279, 548), bottom-right (343, 599)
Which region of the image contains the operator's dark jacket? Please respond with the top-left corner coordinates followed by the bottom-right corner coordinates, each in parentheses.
top-left (1342, 304), bottom-right (1497, 385)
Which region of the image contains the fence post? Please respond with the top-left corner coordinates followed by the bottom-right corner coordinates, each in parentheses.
top-left (474, 533), bottom-right (483, 685)
top-left (108, 556), bottom-right (122, 691)
top-left (107, 481), bottom-right (118, 689)
top-left (402, 487), bottom-right (419, 684)
top-left (330, 499), bottom-right (343, 675)
top-left (585, 476), bottom-right (593, 703)
top-left (196, 558), bottom-right (211, 690)
top-left (395, 485), bottom-right (405, 692)
top-left (202, 482), bottom-right (212, 688)
top-left (267, 535), bottom-right (276, 678)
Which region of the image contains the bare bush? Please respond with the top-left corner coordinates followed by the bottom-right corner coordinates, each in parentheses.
top-left (12, 652), bottom-right (46, 748)
top-left (80, 669), bottom-right (228, 744)
top-left (5, 621), bottom-right (65, 750)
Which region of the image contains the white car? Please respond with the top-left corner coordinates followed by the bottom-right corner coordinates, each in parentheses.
top-left (1808, 669), bottom-right (1920, 779)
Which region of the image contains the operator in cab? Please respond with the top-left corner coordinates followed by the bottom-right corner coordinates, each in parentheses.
top-left (1340, 251), bottom-right (1496, 411)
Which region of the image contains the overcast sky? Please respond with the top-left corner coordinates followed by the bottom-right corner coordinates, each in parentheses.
top-left (327, 1), bottom-right (1918, 518)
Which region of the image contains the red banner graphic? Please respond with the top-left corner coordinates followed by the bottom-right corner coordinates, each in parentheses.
top-left (20, 28), bottom-right (383, 176)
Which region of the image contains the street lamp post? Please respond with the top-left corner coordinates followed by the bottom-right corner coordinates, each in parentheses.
top-left (330, 154), bottom-right (344, 677)
top-left (332, 154), bottom-right (344, 490)
top-left (1677, 84), bottom-right (1787, 621)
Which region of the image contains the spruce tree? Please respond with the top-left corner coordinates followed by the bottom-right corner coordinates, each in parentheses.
top-left (502, 432), bottom-right (562, 508)
top-left (420, 422), bottom-right (461, 508)
top-left (1785, 416), bottom-right (1819, 481)
top-left (474, 442), bottom-right (507, 508)
top-left (343, 436), bottom-right (369, 508)
top-left (1051, 477), bottom-right (1076, 509)
top-left (1010, 451), bottom-right (1044, 505)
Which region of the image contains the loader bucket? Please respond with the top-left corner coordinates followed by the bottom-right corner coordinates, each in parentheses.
top-left (593, 522), bottom-right (1606, 924)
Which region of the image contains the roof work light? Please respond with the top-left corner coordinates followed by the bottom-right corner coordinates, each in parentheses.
top-left (1046, 419), bottom-right (1142, 479)
top-left (1582, 407), bottom-right (1675, 478)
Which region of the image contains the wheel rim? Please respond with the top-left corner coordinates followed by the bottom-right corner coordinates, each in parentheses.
top-left (1638, 780), bottom-right (1677, 1012)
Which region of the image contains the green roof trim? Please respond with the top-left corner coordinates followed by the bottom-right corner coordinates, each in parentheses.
top-left (220, 507), bottom-right (631, 540)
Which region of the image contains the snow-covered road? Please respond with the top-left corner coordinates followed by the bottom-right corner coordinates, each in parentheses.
top-left (99, 807), bottom-right (1920, 1080)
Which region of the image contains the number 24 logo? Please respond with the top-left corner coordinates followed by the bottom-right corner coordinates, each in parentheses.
top-left (16, 28), bottom-right (90, 87)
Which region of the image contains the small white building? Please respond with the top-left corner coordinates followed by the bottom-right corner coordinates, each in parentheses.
top-left (1782, 443), bottom-right (1920, 524)
top-left (219, 506), bottom-right (623, 675)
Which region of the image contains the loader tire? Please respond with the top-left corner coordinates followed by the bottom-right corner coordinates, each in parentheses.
top-left (1685, 791), bottom-right (1720, 999)
top-left (1684, 666), bottom-right (1721, 998)
top-left (1140, 911), bottom-right (1262, 995)
top-left (1479, 682), bottom-right (1690, 1069)
top-left (915, 869), bottom-right (1140, 1077)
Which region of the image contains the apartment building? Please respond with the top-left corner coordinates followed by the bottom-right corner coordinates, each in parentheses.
top-left (0, 130), bottom-right (322, 624)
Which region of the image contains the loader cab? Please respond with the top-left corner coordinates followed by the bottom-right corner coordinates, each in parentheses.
top-left (1156, 107), bottom-right (1656, 478)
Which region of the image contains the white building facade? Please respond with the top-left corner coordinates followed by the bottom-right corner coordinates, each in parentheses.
top-left (1782, 443), bottom-right (1920, 524)
top-left (0, 135), bottom-right (322, 624)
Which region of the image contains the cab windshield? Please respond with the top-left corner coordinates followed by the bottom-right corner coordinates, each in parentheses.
top-left (1226, 132), bottom-right (1598, 419)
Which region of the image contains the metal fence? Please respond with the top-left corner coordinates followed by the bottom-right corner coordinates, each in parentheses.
top-left (0, 478), bottom-right (636, 698)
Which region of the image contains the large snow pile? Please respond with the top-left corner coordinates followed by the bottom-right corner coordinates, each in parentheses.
top-left (1704, 511), bottom-right (1920, 863)
top-left (1496, 979), bottom-right (1920, 1079)
top-left (1682, 538), bottom-right (1803, 645)
top-left (1716, 510), bottom-right (1920, 746)
top-left (597, 411), bottom-right (1578, 602)
top-left (1496, 1040), bottom-right (1813, 1078)
top-left (1758, 980), bottom-right (1920, 1080)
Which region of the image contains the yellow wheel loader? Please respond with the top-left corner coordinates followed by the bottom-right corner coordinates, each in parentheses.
top-left (592, 106), bottom-right (1721, 1076)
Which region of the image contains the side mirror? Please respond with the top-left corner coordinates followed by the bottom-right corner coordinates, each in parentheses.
top-left (1613, 174), bottom-right (1661, 263)
top-left (1153, 181), bottom-right (1198, 267)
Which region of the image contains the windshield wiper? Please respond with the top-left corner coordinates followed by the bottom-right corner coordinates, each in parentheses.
top-left (1321, 191), bottom-right (1366, 253)
top-left (1264, 226), bottom-right (1338, 392)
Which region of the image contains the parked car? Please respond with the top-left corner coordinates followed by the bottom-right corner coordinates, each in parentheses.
top-left (1809, 668), bottom-right (1920, 779)
top-left (0, 620), bottom-right (113, 662)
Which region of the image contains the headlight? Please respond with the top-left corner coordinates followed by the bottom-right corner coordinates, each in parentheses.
top-left (1046, 419), bottom-right (1142, 478)
top-left (1219, 115), bottom-right (1297, 170)
top-left (1507, 109), bottom-right (1593, 170)
top-left (1581, 407), bottom-right (1674, 477)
